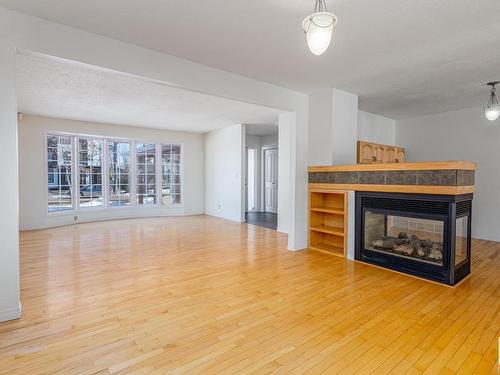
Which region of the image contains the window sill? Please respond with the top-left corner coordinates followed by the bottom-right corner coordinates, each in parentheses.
top-left (47, 204), bottom-right (184, 216)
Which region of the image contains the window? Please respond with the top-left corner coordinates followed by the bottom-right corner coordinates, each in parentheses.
top-left (46, 133), bottom-right (182, 213)
top-left (48, 171), bottom-right (56, 184)
top-left (78, 138), bottom-right (103, 208)
top-left (136, 143), bottom-right (157, 205)
top-left (108, 141), bottom-right (131, 207)
top-left (47, 135), bottom-right (73, 212)
top-left (161, 144), bottom-right (181, 205)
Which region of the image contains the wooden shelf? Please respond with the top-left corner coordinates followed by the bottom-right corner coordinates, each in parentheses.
top-left (309, 244), bottom-right (345, 257)
top-left (310, 207), bottom-right (344, 215)
top-left (308, 190), bottom-right (348, 258)
top-left (310, 225), bottom-right (344, 236)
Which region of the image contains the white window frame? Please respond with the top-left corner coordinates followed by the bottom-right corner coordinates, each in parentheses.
top-left (160, 143), bottom-right (183, 206)
top-left (106, 139), bottom-right (133, 209)
top-left (156, 143), bottom-right (163, 206)
top-left (134, 142), bottom-right (158, 207)
top-left (45, 132), bottom-right (77, 215)
top-left (76, 136), bottom-right (105, 211)
top-left (45, 131), bottom-right (184, 216)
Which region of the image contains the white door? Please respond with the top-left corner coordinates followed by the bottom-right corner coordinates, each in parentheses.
top-left (247, 149), bottom-right (256, 212)
top-left (264, 148), bottom-right (278, 213)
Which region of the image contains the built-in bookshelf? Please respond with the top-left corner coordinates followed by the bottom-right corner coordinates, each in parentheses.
top-left (308, 189), bottom-right (347, 257)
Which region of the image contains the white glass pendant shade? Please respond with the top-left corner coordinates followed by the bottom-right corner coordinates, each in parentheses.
top-left (484, 105), bottom-right (500, 121)
top-left (484, 82), bottom-right (500, 121)
top-left (302, 12), bottom-right (337, 56)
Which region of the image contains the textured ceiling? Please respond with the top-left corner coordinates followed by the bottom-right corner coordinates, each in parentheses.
top-left (16, 52), bottom-right (281, 133)
top-left (3, 0), bottom-right (500, 119)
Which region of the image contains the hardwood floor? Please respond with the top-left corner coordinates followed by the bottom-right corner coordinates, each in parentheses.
top-left (0, 216), bottom-right (499, 374)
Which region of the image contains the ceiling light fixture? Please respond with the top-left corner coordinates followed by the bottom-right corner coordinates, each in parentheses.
top-left (302, 0), bottom-right (337, 56)
top-left (484, 81), bottom-right (500, 121)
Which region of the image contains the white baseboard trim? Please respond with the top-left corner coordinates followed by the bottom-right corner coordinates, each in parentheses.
top-left (276, 226), bottom-right (288, 235)
top-left (205, 212), bottom-right (244, 223)
top-left (287, 240), bottom-right (308, 252)
top-left (0, 302), bottom-right (22, 322)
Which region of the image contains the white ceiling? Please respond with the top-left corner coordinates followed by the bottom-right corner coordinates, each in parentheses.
top-left (3, 0), bottom-right (500, 119)
top-left (16, 52), bottom-right (282, 133)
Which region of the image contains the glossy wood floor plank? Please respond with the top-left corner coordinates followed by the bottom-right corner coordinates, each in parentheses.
top-left (0, 216), bottom-right (499, 374)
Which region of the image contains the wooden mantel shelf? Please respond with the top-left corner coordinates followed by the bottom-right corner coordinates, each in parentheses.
top-left (308, 161), bottom-right (476, 195)
top-left (308, 160), bottom-right (476, 172)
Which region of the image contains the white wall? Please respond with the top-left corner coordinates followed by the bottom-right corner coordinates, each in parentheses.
top-left (261, 133), bottom-right (278, 148)
top-left (396, 106), bottom-right (500, 241)
top-left (246, 135), bottom-right (262, 149)
top-left (0, 15), bottom-right (21, 322)
top-left (331, 89), bottom-right (359, 165)
top-left (205, 124), bottom-right (245, 222)
top-left (18, 115), bottom-right (205, 230)
top-left (358, 110), bottom-right (396, 145)
top-left (308, 89), bottom-right (358, 166)
top-left (308, 89), bottom-right (334, 165)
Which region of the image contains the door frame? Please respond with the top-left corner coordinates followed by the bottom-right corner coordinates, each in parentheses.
top-left (262, 146), bottom-right (278, 214)
top-left (245, 147), bottom-right (257, 213)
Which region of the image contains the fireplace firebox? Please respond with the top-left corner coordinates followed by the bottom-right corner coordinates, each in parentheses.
top-left (355, 192), bottom-right (472, 285)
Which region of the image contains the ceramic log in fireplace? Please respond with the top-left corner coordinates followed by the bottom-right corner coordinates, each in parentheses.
top-left (355, 192), bottom-right (472, 285)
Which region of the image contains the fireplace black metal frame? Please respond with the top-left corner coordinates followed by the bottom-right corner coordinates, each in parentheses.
top-left (355, 191), bottom-right (472, 286)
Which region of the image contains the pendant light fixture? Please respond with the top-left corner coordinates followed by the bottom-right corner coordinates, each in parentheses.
top-left (302, 0), bottom-right (337, 56)
top-left (484, 81), bottom-right (500, 121)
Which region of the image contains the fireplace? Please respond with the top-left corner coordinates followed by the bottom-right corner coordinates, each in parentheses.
top-left (355, 192), bottom-right (472, 285)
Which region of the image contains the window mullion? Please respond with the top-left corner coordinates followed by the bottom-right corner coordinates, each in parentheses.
top-left (103, 139), bottom-right (109, 208)
top-left (131, 142), bottom-right (136, 207)
top-left (172, 146), bottom-right (175, 204)
top-left (170, 145), bottom-right (173, 205)
top-left (156, 143), bottom-right (161, 206)
top-left (74, 136), bottom-right (80, 211)
top-left (180, 144), bottom-right (183, 205)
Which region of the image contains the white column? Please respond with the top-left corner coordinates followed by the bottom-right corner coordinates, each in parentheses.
top-left (277, 110), bottom-right (309, 251)
top-left (277, 112), bottom-right (292, 235)
top-left (287, 108), bottom-right (309, 251)
top-left (239, 125), bottom-right (246, 223)
top-left (0, 14), bottom-right (21, 322)
top-left (331, 89), bottom-right (358, 165)
top-left (308, 88), bottom-right (359, 166)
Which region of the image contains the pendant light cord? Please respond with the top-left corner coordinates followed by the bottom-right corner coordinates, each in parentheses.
top-left (314, 0), bottom-right (328, 13)
top-left (489, 84), bottom-right (498, 107)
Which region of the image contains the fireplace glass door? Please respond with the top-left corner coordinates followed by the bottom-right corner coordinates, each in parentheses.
top-left (363, 210), bottom-right (445, 266)
top-left (455, 216), bottom-right (469, 266)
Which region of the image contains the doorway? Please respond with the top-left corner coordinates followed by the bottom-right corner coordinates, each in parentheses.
top-left (244, 127), bottom-right (278, 230)
top-left (245, 146), bottom-right (278, 230)
top-left (264, 148), bottom-right (278, 214)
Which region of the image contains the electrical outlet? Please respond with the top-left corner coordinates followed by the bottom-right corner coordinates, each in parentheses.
top-left (73, 215), bottom-right (79, 222)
